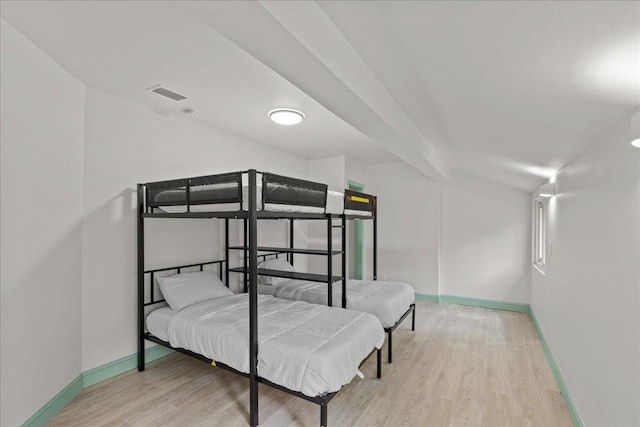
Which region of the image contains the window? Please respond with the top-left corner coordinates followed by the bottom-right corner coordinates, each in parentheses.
top-left (533, 199), bottom-right (547, 271)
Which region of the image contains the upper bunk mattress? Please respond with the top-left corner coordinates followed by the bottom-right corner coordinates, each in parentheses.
top-left (155, 186), bottom-right (346, 215)
top-left (146, 293), bottom-right (384, 397)
top-left (260, 279), bottom-right (415, 329)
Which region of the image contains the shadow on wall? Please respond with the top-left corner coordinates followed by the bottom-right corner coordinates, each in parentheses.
top-left (81, 188), bottom-right (224, 369)
top-left (443, 220), bottom-right (529, 302)
top-left (1, 219), bottom-right (83, 425)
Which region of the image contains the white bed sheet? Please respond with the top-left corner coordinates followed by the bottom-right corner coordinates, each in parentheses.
top-left (151, 294), bottom-right (384, 397)
top-left (344, 209), bottom-right (372, 217)
top-left (261, 279), bottom-right (415, 329)
top-left (147, 306), bottom-right (175, 342)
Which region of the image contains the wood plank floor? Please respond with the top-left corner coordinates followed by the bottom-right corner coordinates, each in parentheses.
top-left (49, 303), bottom-right (573, 426)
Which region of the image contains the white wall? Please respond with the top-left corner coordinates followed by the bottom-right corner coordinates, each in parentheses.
top-left (345, 156), bottom-right (366, 188)
top-left (359, 161), bottom-right (531, 304)
top-left (308, 156), bottom-right (345, 191)
top-left (363, 161), bottom-right (440, 295)
top-left (0, 19), bottom-right (86, 427)
top-left (531, 112), bottom-right (640, 426)
top-left (441, 171), bottom-right (531, 303)
top-left (81, 87), bottom-right (310, 371)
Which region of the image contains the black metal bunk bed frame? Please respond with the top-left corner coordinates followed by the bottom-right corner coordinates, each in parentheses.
top-left (260, 189), bottom-right (416, 363)
top-left (137, 169), bottom-right (381, 427)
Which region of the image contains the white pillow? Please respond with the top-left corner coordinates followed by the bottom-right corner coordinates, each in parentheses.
top-left (157, 271), bottom-right (233, 311)
top-left (258, 258), bottom-right (296, 286)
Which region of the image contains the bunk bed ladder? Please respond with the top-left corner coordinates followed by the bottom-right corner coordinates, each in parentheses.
top-left (327, 217), bottom-right (333, 307)
top-left (289, 219), bottom-right (294, 267)
top-left (373, 213), bottom-right (378, 281)
top-left (341, 215), bottom-right (347, 309)
top-left (225, 219), bottom-right (230, 287)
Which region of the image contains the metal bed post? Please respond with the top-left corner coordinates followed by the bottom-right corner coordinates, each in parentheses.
top-left (225, 218), bottom-right (230, 287)
top-left (244, 218), bottom-right (248, 293)
top-left (412, 305), bottom-right (416, 331)
top-left (248, 169), bottom-right (259, 427)
top-left (289, 219), bottom-right (294, 267)
top-left (327, 217), bottom-right (333, 307)
top-left (341, 215), bottom-right (347, 309)
top-left (137, 184), bottom-right (145, 372)
top-left (320, 402), bottom-right (328, 427)
top-left (373, 214), bottom-right (378, 281)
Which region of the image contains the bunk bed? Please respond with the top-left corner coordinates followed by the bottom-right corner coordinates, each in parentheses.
top-left (137, 170), bottom-right (383, 427)
top-left (248, 190), bottom-right (415, 363)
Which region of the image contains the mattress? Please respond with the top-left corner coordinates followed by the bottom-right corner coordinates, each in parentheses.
top-left (153, 181), bottom-right (371, 216)
top-left (147, 306), bottom-right (175, 342)
top-left (344, 209), bottom-right (372, 217)
top-left (147, 294), bottom-right (384, 397)
top-left (260, 279), bottom-right (415, 329)
top-left (157, 186), bottom-right (345, 215)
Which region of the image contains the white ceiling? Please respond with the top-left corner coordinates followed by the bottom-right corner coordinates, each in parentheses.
top-left (0, 1), bottom-right (395, 164)
top-left (2, 1), bottom-right (639, 191)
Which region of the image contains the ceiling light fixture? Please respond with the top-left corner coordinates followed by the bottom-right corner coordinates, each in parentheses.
top-left (632, 138), bottom-right (640, 148)
top-left (269, 108), bottom-right (305, 126)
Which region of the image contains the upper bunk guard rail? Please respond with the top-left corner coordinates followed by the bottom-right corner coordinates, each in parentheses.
top-left (140, 170), bottom-right (333, 217)
top-left (262, 172), bottom-right (327, 208)
top-left (145, 171), bottom-right (243, 212)
top-left (344, 189), bottom-right (377, 217)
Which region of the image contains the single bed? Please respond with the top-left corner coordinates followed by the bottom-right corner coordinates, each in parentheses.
top-left (257, 258), bottom-right (415, 363)
top-left (261, 279), bottom-right (414, 329)
top-left (147, 293), bottom-right (384, 398)
top-left (146, 271), bottom-right (384, 397)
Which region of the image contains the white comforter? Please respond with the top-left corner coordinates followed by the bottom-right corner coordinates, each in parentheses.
top-left (166, 294), bottom-right (384, 397)
top-left (265, 279), bottom-right (415, 329)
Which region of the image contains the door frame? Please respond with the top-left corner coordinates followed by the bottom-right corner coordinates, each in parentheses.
top-left (348, 180), bottom-right (365, 280)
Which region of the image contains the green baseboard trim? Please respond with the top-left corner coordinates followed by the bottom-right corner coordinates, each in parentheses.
top-left (439, 294), bottom-right (531, 313)
top-left (415, 293), bottom-right (440, 303)
top-left (21, 374), bottom-right (83, 427)
top-left (414, 293), bottom-right (530, 313)
top-left (22, 346), bottom-right (173, 427)
top-left (83, 345), bottom-right (174, 388)
top-left (530, 311), bottom-right (582, 427)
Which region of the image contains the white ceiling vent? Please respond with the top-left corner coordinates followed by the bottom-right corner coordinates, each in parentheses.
top-left (147, 85), bottom-right (187, 101)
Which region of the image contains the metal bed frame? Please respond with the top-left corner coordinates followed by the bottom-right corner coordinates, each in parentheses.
top-left (342, 189), bottom-right (416, 362)
top-left (262, 189), bottom-right (416, 363)
top-left (225, 186), bottom-right (416, 363)
top-left (137, 169), bottom-right (382, 427)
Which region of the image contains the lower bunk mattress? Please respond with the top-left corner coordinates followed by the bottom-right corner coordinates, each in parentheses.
top-left (146, 294), bottom-right (384, 397)
top-left (258, 279), bottom-right (415, 329)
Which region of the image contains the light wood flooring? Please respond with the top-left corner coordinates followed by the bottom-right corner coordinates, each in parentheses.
top-left (49, 302), bottom-right (573, 426)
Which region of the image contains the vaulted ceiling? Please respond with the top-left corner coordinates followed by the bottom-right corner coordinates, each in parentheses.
top-left (2, 1), bottom-right (638, 191)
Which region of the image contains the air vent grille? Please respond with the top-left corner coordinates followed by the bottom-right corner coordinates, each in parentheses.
top-left (147, 86), bottom-right (187, 101)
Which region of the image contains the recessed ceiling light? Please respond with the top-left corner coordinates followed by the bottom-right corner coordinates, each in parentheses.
top-left (632, 138), bottom-right (640, 148)
top-left (269, 108), bottom-right (305, 126)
